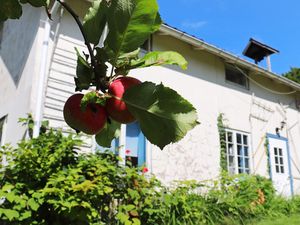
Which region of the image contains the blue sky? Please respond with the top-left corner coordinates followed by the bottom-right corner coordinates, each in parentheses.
top-left (157, 0), bottom-right (300, 75)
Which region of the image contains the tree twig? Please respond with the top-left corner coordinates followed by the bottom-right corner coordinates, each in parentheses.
top-left (56, 0), bottom-right (106, 92)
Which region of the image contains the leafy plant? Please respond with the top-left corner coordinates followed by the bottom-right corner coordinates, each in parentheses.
top-left (217, 113), bottom-right (227, 171)
top-left (1, 130), bottom-right (300, 224)
top-left (1, 0), bottom-right (198, 150)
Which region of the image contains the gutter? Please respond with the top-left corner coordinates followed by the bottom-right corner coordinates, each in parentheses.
top-left (33, 2), bottom-right (60, 137)
top-left (159, 24), bottom-right (300, 93)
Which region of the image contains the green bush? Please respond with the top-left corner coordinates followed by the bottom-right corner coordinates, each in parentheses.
top-left (1, 129), bottom-right (300, 224)
top-left (0, 129), bottom-right (162, 224)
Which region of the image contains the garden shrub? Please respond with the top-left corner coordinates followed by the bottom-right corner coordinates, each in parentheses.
top-left (1, 129), bottom-right (300, 225)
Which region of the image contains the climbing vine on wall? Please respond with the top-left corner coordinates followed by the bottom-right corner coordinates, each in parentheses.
top-left (217, 113), bottom-right (227, 171)
top-left (265, 136), bottom-right (270, 176)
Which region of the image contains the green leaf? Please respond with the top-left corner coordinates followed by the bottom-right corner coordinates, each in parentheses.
top-left (105, 0), bottom-right (161, 65)
top-left (123, 82), bottom-right (198, 149)
top-left (19, 211), bottom-right (31, 220)
top-left (116, 48), bottom-right (140, 67)
top-left (28, 198), bottom-right (39, 211)
top-left (115, 48), bottom-right (141, 75)
top-left (131, 51), bottom-right (188, 70)
top-left (20, 0), bottom-right (47, 7)
top-left (81, 91), bottom-right (106, 111)
top-left (95, 120), bottom-right (121, 148)
top-left (1, 208), bottom-right (19, 221)
top-left (0, 0), bottom-right (22, 22)
top-left (2, 184), bottom-right (14, 192)
top-left (74, 48), bottom-right (93, 91)
top-left (6, 192), bottom-right (16, 203)
top-left (83, 0), bottom-right (108, 45)
top-left (132, 218), bottom-right (141, 225)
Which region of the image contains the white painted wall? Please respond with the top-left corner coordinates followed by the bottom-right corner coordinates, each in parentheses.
top-left (130, 34), bottom-right (300, 194)
top-left (42, 1), bottom-right (94, 152)
top-left (0, 5), bottom-right (43, 145)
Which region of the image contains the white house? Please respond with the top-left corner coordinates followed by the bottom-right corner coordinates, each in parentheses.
top-left (1, 1), bottom-right (300, 197)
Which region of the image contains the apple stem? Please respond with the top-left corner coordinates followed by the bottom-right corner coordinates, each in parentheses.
top-left (56, 0), bottom-right (106, 92)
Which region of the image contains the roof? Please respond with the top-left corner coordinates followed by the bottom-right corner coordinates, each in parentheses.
top-left (243, 38), bottom-right (279, 62)
top-left (158, 24), bottom-right (300, 93)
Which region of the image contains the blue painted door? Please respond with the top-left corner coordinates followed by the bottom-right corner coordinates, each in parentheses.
top-left (125, 122), bottom-right (146, 167)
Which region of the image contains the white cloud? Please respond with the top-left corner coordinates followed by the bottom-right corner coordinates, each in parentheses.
top-left (181, 21), bottom-right (207, 30)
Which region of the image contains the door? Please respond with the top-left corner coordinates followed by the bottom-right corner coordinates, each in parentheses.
top-left (125, 122), bottom-right (146, 167)
top-left (267, 134), bottom-right (293, 196)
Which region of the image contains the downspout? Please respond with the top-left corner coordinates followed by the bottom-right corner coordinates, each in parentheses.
top-left (33, 2), bottom-right (60, 137)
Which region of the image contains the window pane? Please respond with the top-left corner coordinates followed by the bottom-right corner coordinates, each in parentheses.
top-left (278, 148), bottom-right (282, 156)
top-left (126, 156), bottom-right (138, 167)
top-left (238, 157), bottom-right (244, 168)
top-left (276, 165), bottom-right (280, 173)
top-left (141, 38), bottom-right (151, 51)
top-left (229, 167), bottom-right (235, 175)
top-left (236, 133), bottom-right (242, 144)
top-left (225, 65), bottom-right (248, 88)
top-left (238, 168), bottom-right (243, 173)
top-left (243, 135), bottom-right (248, 145)
top-left (274, 148), bottom-right (278, 156)
top-left (228, 144), bottom-right (234, 155)
top-left (275, 157), bottom-right (278, 164)
top-left (244, 146), bottom-right (248, 156)
top-left (281, 166), bottom-right (284, 173)
top-left (279, 157), bottom-right (283, 165)
top-left (0, 22), bottom-right (3, 49)
top-left (245, 158), bottom-right (249, 169)
top-left (0, 116), bottom-right (6, 145)
top-left (227, 132), bottom-right (232, 142)
top-left (126, 122), bottom-right (141, 157)
top-left (237, 145), bottom-right (243, 156)
top-left (229, 156), bottom-right (235, 167)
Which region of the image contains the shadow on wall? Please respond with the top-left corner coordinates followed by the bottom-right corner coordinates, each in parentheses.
top-left (0, 5), bottom-right (41, 87)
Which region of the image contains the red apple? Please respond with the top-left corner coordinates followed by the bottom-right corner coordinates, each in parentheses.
top-left (63, 93), bottom-right (107, 135)
top-left (106, 76), bottom-right (141, 124)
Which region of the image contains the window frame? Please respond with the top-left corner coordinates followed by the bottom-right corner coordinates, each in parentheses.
top-left (0, 115), bottom-right (7, 146)
top-left (225, 64), bottom-right (249, 90)
top-left (140, 35), bottom-right (153, 53)
top-left (273, 147), bottom-right (285, 174)
top-left (0, 22), bottom-right (4, 50)
top-left (94, 122), bottom-right (146, 168)
top-left (225, 128), bottom-right (251, 175)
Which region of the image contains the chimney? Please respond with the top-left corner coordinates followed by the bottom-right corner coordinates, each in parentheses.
top-left (243, 38), bottom-right (279, 72)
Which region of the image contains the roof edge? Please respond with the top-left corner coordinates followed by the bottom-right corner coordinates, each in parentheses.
top-left (159, 24), bottom-right (300, 93)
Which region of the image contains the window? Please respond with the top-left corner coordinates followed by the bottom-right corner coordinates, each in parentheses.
top-left (225, 65), bottom-right (249, 89)
top-left (125, 122), bottom-right (146, 167)
top-left (141, 36), bottom-right (152, 52)
top-left (95, 138), bottom-right (119, 154)
top-left (0, 116), bottom-right (7, 146)
top-left (95, 122), bottom-right (146, 168)
top-left (225, 129), bottom-right (250, 174)
top-left (274, 147), bottom-right (284, 174)
top-left (0, 22), bottom-right (4, 49)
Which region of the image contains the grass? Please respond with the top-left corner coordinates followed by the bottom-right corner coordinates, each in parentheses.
top-left (248, 214), bottom-right (300, 225)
